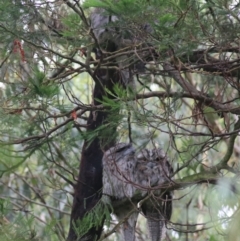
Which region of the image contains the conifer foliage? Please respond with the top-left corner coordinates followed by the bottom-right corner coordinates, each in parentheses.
top-left (0, 1), bottom-right (240, 241)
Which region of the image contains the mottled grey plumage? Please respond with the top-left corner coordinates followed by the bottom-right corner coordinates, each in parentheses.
top-left (102, 144), bottom-right (173, 241)
top-left (102, 143), bottom-right (137, 199)
top-left (136, 147), bottom-right (172, 241)
top-left (102, 143), bottom-right (138, 241)
top-left (90, 8), bottom-right (153, 86)
top-left (90, 8), bottom-right (120, 47)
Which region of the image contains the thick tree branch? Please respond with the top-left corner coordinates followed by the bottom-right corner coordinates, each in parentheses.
top-left (163, 62), bottom-right (199, 94)
top-left (111, 172), bottom-right (238, 217)
top-left (135, 91), bottom-right (240, 114)
top-left (6, 90), bottom-right (240, 146)
top-left (211, 117), bottom-right (240, 172)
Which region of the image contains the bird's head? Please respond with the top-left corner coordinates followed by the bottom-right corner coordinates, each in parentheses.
top-left (104, 143), bottom-right (135, 162)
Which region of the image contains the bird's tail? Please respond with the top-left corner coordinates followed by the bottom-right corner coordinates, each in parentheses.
top-left (146, 209), bottom-right (166, 241)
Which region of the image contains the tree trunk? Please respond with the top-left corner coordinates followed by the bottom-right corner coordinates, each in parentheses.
top-left (67, 65), bottom-right (122, 240)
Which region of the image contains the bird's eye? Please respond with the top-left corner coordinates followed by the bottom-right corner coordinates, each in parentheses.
top-left (116, 145), bottom-right (129, 153)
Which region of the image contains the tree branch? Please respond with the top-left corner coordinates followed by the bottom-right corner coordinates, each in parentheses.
top-left (211, 117), bottom-right (240, 172)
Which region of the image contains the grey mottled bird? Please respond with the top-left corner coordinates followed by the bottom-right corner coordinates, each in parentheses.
top-left (136, 147), bottom-right (172, 241)
top-left (102, 143), bottom-right (138, 241)
top-left (90, 8), bottom-right (120, 49)
top-left (89, 8), bottom-right (153, 87)
top-left (102, 144), bottom-right (173, 241)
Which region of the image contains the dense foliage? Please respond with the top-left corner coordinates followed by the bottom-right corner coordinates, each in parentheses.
top-left (0, 0), bottom-right (240, 240)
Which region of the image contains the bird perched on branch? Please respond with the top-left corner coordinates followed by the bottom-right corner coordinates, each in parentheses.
top-left (89, 7), bottom-right (156, 88)
top-left (102, 143), bottom-right (173, 241)
top-left (90, 7), bottom-right (138, 89)
top-left (90, 8), bottom-right (120, 51)
top-left (102, 143), bottom-right (138, 241)
top-left (136, 147), bottom-right (173, 241)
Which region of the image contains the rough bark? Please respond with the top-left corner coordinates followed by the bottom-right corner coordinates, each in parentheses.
top-left (67, 64), bottom-right (122, 241)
